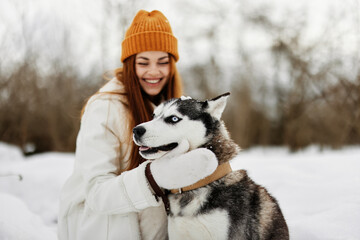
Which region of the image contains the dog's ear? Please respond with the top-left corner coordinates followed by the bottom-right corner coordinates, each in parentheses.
top-left (206, 92), bottom-right (230, 120)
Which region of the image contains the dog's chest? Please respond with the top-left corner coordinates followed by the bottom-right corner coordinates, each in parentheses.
top-left (167, 187), bottom-right (230, 240)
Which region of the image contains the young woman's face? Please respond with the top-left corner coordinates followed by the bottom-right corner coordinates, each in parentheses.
top-left (135, 51), bottom-right (170, 97)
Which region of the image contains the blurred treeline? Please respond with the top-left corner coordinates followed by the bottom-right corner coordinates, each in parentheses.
top-left (0, 0), bottom-right (359, 154)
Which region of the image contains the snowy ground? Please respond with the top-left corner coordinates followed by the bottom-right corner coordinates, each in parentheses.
top-left (231, 146), bottom-right (360, 240)
top-left (0, 142), bottom-right (359, 240)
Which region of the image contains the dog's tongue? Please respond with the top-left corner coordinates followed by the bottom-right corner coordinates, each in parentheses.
top-left (139, 146), bottom-right (150, 151)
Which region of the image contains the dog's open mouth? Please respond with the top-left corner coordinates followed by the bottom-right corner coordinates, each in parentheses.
top-left (139, 142), bottom-right (178, 154)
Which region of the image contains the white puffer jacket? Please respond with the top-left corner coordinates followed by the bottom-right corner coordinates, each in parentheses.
top-left (57, 78), bottom-right (167, 240)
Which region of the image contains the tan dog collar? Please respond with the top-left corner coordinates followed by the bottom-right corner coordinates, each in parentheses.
top-left (170, 162), bottom-right (232, 194)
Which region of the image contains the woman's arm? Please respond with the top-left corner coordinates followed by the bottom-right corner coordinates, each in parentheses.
top-left (76, 96), bottom-right (160, 215)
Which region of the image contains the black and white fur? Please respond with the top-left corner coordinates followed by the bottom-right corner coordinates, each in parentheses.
top-left (133, 93), bottom-right (289, 240)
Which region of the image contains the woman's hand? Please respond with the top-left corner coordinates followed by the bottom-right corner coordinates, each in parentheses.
top-left (149, 140), bottom-right (218, 189)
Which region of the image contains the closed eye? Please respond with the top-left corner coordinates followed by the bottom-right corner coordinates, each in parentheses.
top-left (164, 115), bottom-right (182, 124)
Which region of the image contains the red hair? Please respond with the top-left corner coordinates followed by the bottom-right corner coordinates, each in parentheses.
top-left (114, 54), bottom-right (182, 172)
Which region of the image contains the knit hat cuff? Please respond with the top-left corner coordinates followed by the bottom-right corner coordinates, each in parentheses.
top-left (121, 31), bottom-right (178, 62)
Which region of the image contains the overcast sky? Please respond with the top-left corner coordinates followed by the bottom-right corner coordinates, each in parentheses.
top-left (0, 0), bottom-right (359, 76)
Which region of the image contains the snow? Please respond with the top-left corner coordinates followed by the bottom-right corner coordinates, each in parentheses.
top-left (0, 142), bottom-right (359, 239)
top-left (230, 146), bottom-right (360, 240)
top-left (0, 193), bottom-right (57, 240)
top-left (0, 143), bottom-right (74, 239)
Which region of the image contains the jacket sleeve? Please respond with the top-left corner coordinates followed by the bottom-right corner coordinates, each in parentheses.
top-left (75, 96), bottom-right (161, 215)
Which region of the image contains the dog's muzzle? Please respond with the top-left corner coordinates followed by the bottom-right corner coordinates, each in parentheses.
top-left (133, 126), bottom-right (178, 155)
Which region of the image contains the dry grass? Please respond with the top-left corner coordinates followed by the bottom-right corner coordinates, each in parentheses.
top-left (0, 59), bottom-right (101, 154)
top-left (1, 1), bottom-right (359, 153)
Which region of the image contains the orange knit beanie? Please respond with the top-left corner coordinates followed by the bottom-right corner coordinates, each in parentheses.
top-left (121, 10), bottom-right (179, 62)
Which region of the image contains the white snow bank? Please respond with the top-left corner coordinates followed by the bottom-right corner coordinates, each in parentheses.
top-left (0, 142), bottom-right (24, 163)
top-left (0, 145), bottom-right (74, 238)
top-left (0, 143), bottom-right (359, 239)
top-left (231, 146), bottom-right (360, 240)
top-left (0, 192), bottom-right (57, 240)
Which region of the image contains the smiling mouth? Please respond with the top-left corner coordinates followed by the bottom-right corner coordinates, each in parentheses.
top-left (139, 142), bottom-right (178, 154)
top-left (143, 78), bottom-right (163, 84)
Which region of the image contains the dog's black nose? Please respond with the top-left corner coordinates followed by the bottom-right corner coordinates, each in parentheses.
top-left (133, 126), bottom-right (146, 138)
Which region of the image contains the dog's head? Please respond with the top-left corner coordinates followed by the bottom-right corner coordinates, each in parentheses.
top-left (133, 93), bottom-right (230, 159)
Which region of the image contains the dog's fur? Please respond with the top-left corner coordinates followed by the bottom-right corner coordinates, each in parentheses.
top-left (133, 93), bottom-right (289, 240)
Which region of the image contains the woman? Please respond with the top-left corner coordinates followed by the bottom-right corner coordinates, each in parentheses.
top-left (57, 10), bottom-right (218, 240)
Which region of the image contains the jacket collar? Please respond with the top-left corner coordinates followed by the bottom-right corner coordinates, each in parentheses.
top-left (99, 78), bottom-right (125, 93)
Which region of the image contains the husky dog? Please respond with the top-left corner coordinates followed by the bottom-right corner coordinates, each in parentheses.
top-left (133, 93), bottom-right (289, 240)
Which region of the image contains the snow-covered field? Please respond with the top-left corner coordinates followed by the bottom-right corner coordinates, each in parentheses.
top-left (0, 142), bottom-right (359, 240)
top-left (231, 147), bottom-right (360, 240)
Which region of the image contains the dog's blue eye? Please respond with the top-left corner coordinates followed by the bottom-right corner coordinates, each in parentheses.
top-left (165, 115), bottom-right (182, 124)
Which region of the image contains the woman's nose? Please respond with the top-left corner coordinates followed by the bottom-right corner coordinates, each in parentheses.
top-left (147, 64), bottom-right (160, 75)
